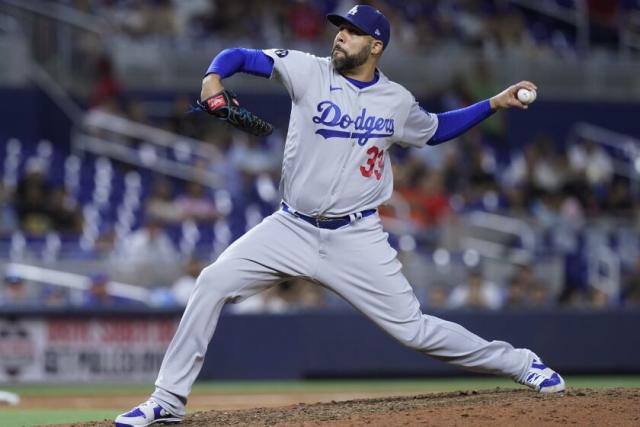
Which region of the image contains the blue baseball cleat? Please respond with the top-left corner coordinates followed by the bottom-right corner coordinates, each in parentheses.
top-left (519, 355), bottom-right (566, 393)
top-left (114, 398), bottom-right (182, 427)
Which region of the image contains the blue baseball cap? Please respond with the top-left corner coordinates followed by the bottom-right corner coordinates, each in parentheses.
top-left (327, 5), bottom-right (391, 50)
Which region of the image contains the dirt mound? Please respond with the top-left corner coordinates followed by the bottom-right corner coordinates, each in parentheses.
top-left (67, 388), bottom-right (640, 426)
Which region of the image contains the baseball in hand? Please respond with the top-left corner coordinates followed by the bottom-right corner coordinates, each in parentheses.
top-left (517, 88), bottom-right (536, 105)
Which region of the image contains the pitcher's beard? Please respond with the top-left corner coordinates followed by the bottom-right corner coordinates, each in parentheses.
top-left (331, 43), bottom-right (372, 73)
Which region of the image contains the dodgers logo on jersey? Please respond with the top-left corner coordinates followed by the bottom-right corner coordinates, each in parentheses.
top-left (312, 101), bottom-right (394, 146)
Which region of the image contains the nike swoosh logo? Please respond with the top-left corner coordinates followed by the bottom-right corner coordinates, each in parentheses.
top-left (329, 86), bottom-right (342, 91)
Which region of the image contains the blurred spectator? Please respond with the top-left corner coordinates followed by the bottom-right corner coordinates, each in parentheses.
top-left (503, 136), bottom-right (568, 195)
top-left (48, 186), bottom-right (83, 234)
top-left (602, 178), bottom-right (636, 218)
top-left (490, 7), bottom-right (529, 51)
top-left (172, 0), bottom-right (214, 37)
top-left (171, 257), bottom-right (203, 307)
top-left (111, 217), bottom-right (181, 287)
top-left (88, 55), bottom-right (122, 108)
top-left (15, 160), bottom-right (83, 235)
top-left (0, 274), bottom-right (38, 306)
top-left (276, 278), bottom-right (324, 310)
top-left (229, 134), bottom-right (282, 182)
top-left (529, 282), bottom-right (552, 308)
top-left (229, 285), bottom-right (288, 314)
top-left (447, 268), bottom-right (503, 310)
top-left (41, 286), bottom-right (70, 307)
top-left (125, 99), bottom-right (150, 125)
top-left (166, 95), bottom-right (203, 139)
top-left (287, 0), bottom-right (324, 40)
top-left (504, 264), bottom-right (553, 309)
top-left (146, 177), bottom-right (183, 225)
top-left (230, 278), bottom-right (324, 314)
top-left (0, 183), bottom-right (18, 235)
top-left (504, 274), bottom-right (528, 308)
top-left (174, 181), bottom-right (218, 223)
top-left (622, 254), bottom-right (640, 308)
top-left (144, 0), bottom-right (178, 37)
top-left (568, 138), bottom-right (614, 187)
top-left (425, 283), bottom-right (449, 309)
top-left (15, 158), bottom-right (52, 235)
top-left (588, 286), bottom-right (614, 309)
top-left (398, 168), bottom-right (451, 231)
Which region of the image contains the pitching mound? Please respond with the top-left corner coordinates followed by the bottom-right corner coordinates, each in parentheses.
top-left (70, 388), bottom-right (639, 426)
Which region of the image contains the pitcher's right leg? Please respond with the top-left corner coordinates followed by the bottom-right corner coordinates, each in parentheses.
top-left (152, 257), bottom-right (281, 415)
top-left (116, 212), bottom-right (320, 426)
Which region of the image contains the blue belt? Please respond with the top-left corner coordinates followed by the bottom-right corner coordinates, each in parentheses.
top-left (281, 202), bottom-right (376, 230)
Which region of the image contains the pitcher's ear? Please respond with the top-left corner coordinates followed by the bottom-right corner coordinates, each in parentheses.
top-left (372, 40), bottom-right (384, 55)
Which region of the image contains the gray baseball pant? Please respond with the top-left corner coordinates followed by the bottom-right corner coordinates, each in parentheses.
top-left (153, 211), bottom-right (533, 416)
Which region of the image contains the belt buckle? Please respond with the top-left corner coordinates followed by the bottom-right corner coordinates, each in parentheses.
top-left (316, 215), bottom-right (333, 228)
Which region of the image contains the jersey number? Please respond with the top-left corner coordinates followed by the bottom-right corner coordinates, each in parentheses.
top-left (359, 147), bottom-right (384, 180)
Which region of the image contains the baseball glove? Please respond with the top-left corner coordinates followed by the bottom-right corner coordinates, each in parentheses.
top-left (196, 89), bottom-right (273, 137)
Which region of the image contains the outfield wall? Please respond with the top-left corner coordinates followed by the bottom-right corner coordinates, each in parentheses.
top-left (1, 309), bottom-right (639, 382)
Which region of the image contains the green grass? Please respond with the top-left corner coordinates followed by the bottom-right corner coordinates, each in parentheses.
top-left (0, 410), bottom-right (114, 427)
top-left (1, 377), bottom-right (639, 427)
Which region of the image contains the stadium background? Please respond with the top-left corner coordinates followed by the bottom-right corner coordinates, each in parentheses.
top-left (0, 0), bottom-right (639, 425)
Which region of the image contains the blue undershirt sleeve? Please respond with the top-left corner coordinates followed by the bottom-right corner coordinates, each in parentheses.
top-left (429, 99), bottom-right (495, 145)
top-left (205, 48), bottom-right (274, 79)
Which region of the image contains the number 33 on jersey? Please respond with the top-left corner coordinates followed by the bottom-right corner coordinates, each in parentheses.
top-left (360, 146), bottom-right (384, 180)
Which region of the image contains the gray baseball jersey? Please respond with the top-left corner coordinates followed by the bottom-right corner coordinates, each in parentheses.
top-left (262, 49), bottom-right (438, 216)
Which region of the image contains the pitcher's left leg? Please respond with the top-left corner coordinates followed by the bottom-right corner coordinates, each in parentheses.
top-left (317, 216), bottom-right (552, 385)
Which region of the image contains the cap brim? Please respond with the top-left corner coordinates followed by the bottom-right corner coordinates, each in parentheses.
top-left (327, 14), bottom-right (368, 36)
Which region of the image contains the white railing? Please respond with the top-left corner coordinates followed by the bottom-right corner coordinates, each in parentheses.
top-left (5, 262), bottom-right (152, 304)
top-left (78, 110), bottom-right (225, 187)
top-left (461, 211), bottom-right (536, 264)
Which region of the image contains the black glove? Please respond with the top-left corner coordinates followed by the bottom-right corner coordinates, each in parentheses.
top-left (197, 89), bottom-right (273, 137)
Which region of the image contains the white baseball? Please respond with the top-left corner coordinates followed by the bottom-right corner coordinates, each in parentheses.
top-left (517, 88), bottom-right (536, 104)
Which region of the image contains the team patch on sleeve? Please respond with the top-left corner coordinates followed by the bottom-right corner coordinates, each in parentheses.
top-left (275, 49), bottom-right (289, 58)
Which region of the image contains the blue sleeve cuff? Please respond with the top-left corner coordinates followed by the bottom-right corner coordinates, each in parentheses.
top-left (206, 48), bottom-right (274, 80)
top-left (429, 99), bottom-right (495, 145)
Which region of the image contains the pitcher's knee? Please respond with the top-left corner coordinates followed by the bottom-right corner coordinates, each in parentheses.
top-left (392, 317), bottom-right (429, 351)
top-left (192, 259), bottom-right (247, 299)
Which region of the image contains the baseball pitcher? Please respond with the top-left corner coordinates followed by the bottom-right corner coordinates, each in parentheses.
top-left (116, 5), bottom-right (564, 426)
